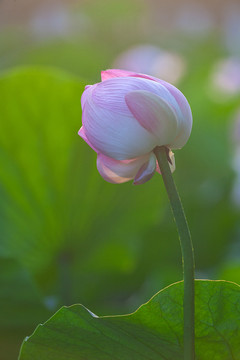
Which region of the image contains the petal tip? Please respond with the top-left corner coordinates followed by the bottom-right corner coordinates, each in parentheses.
top-left (133, 153), bottom-right (156, 185)
top-left (101, 69), bottom-right (135, 81)
top-left (78, 126), bottom-right (85, 138)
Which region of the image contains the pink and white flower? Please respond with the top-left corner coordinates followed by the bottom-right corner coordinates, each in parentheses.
top-left (79, 69), bottom-right (192, 184)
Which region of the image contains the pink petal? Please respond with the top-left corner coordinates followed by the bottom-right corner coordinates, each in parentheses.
top-left (129, 74), bottom-right (192, 148)
top-left (134, 152), bottom-right (156, 184)
top-left (101, 69), bottom-right (192, 148)
top-left (81, 84), bottom-right (95, 109)
top-left (93, 76), bottom-right (178, 114)
top-left (101, 69), bottom-right (135, 81)
top-left (97, 153), bottom-right (154, 184)
top-left (101, 69), bottom-right (161, 82)
top-left (160, 84), bottom-right (192, 148)
top-left (83, 77), bottom-right (183, 159)
top-left (82, 101), bottom-right (155, 160)
top-left (135, 75), bottom-right (192, 135)
top-left (78, 126), bottom-right (98, 153)
top-left (125, 90), bottom-right (178, 147)
top-left (82, 78), bottom-right (164, 160)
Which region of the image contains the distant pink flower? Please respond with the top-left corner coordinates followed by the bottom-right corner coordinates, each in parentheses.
top-left (79, 69), bottom-right (192, 184)
top-left (209, 58), bottom-right (240, 100)
top-left (113, 45), bottom-right (186, 85)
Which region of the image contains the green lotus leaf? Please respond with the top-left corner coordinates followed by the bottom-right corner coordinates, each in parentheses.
top-left (19, 280), bottom-right (240, 360)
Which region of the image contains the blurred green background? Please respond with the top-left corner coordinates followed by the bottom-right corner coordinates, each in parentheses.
top-left (1, 0), bottom-right (240, 359)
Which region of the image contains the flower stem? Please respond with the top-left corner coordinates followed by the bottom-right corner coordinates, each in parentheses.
top-left (154, 146), bottom-right (195, 360)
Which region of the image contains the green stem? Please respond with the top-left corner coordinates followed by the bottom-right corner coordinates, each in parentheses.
top-left (154, 146), bottom-right (195, 360)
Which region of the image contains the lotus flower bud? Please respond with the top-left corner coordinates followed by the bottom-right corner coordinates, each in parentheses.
top-left (79, 69), bottom-right (192, 184)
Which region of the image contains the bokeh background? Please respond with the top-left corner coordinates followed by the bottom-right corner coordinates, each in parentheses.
top-left (1, 0), bottom-right (240, 359)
